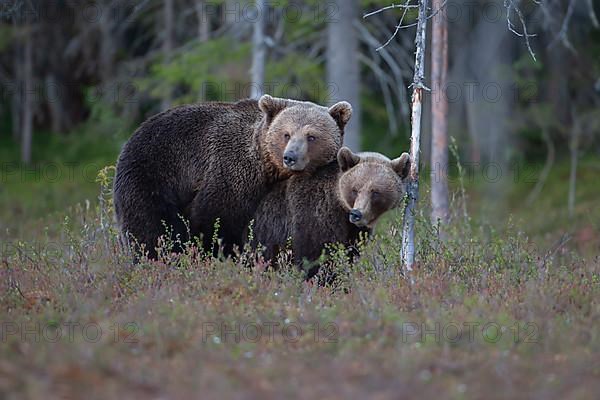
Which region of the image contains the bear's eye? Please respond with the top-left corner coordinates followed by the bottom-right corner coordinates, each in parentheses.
top-left (284, 133), bottom-right (291, 141)
top-left (307, 135), bottom-right (316, 142)
top-left (372, 190), bottom-right (380, 198)
top-left (351, 189), bottom-right (358, 197)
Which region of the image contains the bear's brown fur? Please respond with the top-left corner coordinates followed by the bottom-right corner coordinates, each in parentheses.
top-left (114, 95), bottom-right (352, 258)
top-left (251, 147), bottom-right (410, 279)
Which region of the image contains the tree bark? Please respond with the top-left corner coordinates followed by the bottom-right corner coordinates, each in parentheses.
top-left (548, 45), bottom-right (570, 127)
top-left (11, 70), bottom-right (21, 141)
top-left (161, 0), bottom-right (175, 111)
top-left (430, 0), bottom-right (449, 226)
top-left (402, 0), bottom-right (428, 273)
top-left (11, 18), bottom-right (21, 141)
top-left (99, 2), bottom-right (114, 83)
top-left (21, 24), bottom-right (33, 164)
top-left (466, 0), bottom-right (513, 205)
top-left (327, 0), bottom-right (361, 150)
top-left (46, 74), bottom-right (65, 133)
top-left (250, 0), bottom-right (266, 99)
top-left (568, 114), bottom-right (580, 217)
top-left (195, 0), bottom-right (210, 42)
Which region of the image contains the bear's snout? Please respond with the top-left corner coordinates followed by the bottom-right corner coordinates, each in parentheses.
top-left (282, 135), bottom-right (309, 171)
top-left (349, 209), bottom-right (363, 223)
top-left (283, 150), bottom-right (298, 167)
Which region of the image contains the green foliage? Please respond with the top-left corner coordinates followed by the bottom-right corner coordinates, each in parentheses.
top-left (139, 30), bottom-right (328, 104)
top-left (361, 92), bottom-right (409, 154)
top-left (83, 88), bottom-right (136, 139)
top-left (158, 37), bottom-right (250, 103)
top-left (0, 25), bottom-right (13, 51)
top-left (140, 37), bottom-right (251, 103)
top-left (266, 53), bottom-right (327, 103)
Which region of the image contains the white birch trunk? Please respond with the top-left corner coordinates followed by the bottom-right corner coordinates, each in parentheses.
top-left (402, 0), bottom-right (428, 273)
top-left (250, 0), bottom-right (266, 99)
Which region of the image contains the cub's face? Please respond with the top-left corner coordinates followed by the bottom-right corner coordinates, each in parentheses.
top-left (337, 147), bottom-right (410, 228)
top-left (259, 95), bottom-right (352, 174)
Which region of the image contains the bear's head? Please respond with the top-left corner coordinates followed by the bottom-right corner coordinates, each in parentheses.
top-left (259, 94), bottom-right (352, 175)
top-left (337, 147), bottom-right (410, 228)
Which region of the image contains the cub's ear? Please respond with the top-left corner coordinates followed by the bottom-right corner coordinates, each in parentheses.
top-left (337, 147), bottom-right (361, 172)
top-left (328, 101), bottom-right (353, 132)
top-left (258, 94), bottom-right (288, 123)
top-left (391, 152), bottom-right (410, 179)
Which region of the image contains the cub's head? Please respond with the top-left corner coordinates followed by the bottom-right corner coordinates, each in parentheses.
top-left (259, 94), bottom-right (352, 175)
top-left (337, 147), bottom-right (410, 228)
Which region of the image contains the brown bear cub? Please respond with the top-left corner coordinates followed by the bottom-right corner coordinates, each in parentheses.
top-left (114, 95), bottom-right (352, 258)
top-left (250, 147), bottom-right (410, 280)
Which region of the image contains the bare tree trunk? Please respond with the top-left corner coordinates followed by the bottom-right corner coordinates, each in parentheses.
top-left (11, 18), bottom-right (21, 141)
top-left (327, 0), bottom-right (361, 150)
top-left (462, 0), bottom-right (513, 211)
top-left (430, 0), bottom-right (449, 226)
top-left (450, 0), bottom-right (512, 168)
top-left (11, 78), bottom-right (21, 140)
top-left (568, 114), bottom-right (580, 217)
top-left (46, 74), bottom-right (65, 133)
top-left (464, 98), bottom-right (481, 162)
top-left (195, 0), bottom-right (210, 42)
top-left (11, 92), bottom-right (21, 140)
top-left (250, 0), bottom-right (266, 99)
top-left (21, 24), bottom-right (33, 164)
top-left (161, 0), bottom-right (175, 111)
top-left (99, 4), bottom-right (114, 83)
top-left (548, 46), bottom-right (570, 127)
top-left (402, 0), bottom-right (428, 273)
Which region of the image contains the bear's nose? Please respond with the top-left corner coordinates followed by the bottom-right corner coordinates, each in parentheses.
top-left (283, 151), bottom-right (297, 167)
top-left (349, 209), bottom-right (363, 223)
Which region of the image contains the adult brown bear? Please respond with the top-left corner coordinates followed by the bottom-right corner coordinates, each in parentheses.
top-left (251, 147), bottom-right (410, 280)
top-left (114, 95), bottom-right (352, 258)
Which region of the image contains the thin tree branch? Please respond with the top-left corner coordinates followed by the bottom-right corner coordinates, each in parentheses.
top-left (359, 53), bottom-right (399, 134)
top-left (363, 2), bottom-right (418, 19)
top-left (364, 0), bottom-right (447, 51)
top-left (392, 0), bottom-right (447, 31)
top-left (505, 0), bottom-right (538, 61)
top-left (356, 22), bottom-right (411, 119)
top-left (373, 0), bottom-right (412, 51)
top-left (549, 0), bottom-right (577, 54)
top-left (585, 0), bottom-right (599, 28)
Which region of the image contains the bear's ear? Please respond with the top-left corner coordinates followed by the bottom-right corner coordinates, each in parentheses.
top-left (391, 152), bottom-right (411, 179)
top-left (258, 94), bottom-right (288, 124)
top-left (328, 101), bottom-right (353, 132)
top-left (337, 147), bottom-right (361, 172)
